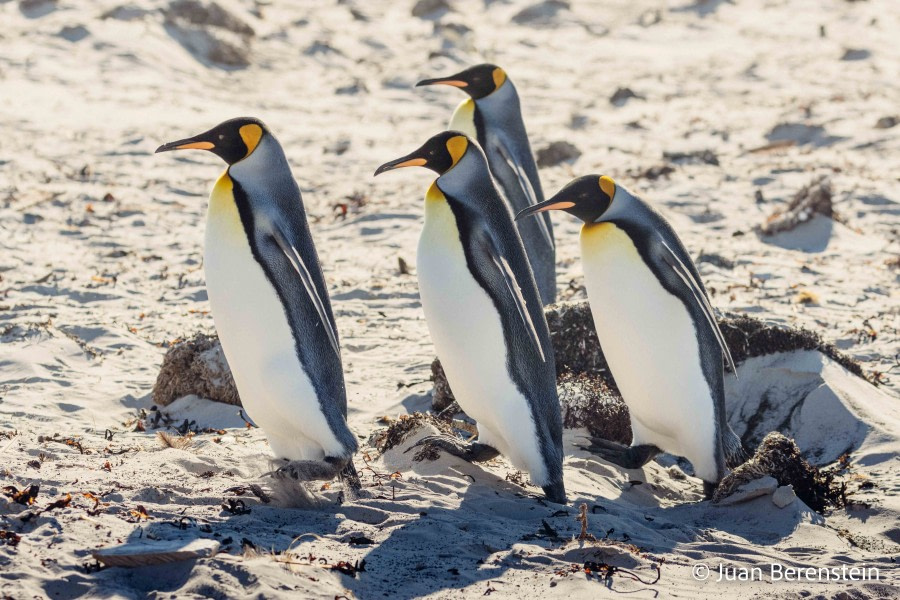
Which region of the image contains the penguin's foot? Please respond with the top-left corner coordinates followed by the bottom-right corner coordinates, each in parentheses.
top-left (339, 459), bottom-right (362, 499)
top-left (581, 438), bottom-right (661, 470)
top-left (541, 481), bottom-right (568, 505)
top-left (268, 456), bottom-right (350, 483)
top-left (407, 435), bottom-right (500, 463)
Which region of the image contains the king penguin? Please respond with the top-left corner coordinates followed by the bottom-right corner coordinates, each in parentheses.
top-left (155, 117), bottom-right (359, 489)
top-left (517, 176), bottom-right (746, 498)
top-left (417, 64), bottom-right (556, 305)
top-left (374, 131), bottom-right (566, 504)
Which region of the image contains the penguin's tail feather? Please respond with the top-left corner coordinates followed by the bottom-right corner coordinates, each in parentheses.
top-left (724, 427), bottom-right (749, 470)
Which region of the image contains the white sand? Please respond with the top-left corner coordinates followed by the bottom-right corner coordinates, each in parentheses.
top-left (1, 0), bottom-right (898, 597)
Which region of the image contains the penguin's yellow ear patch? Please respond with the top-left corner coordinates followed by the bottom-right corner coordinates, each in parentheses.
top-left (492, 67), bottom-right (507, 89)
top-left (446, 135), bottom-right (468, 167)
top-left (599, 176), bottom-right (616, 200)
top-left (239, 124), bottom-right (263, 157)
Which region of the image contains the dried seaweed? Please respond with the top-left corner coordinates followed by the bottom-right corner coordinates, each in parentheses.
top-left (758, 175), bottom-right (840, 235)
top-left (713, 432), bottom-right (847, 512)
top-left (557, 372), bottom-right (631, 444)
top-left (369, 412), bottom-right (453, 453)
top-left (3, 484), bottom-right (39, 506)
top-left (0, 530), bottom-right (22, 547)
top-left (153, 333), bottom-right (240, 407)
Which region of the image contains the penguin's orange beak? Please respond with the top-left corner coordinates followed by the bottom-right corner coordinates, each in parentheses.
top-left (373, 155), bottom-right (427, 176)
top-left (515, 200), bottom-right (575, 220)
top-left (155, 135), bottom-right (215, 153)
top-left (416, 77), bottom-right (468, 88)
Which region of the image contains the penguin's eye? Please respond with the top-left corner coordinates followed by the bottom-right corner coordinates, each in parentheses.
top-left (218, 134), bottom-right (224, 140)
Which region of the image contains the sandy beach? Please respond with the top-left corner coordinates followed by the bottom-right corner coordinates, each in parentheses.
top-left (1, 0), bottom-right (898, 597)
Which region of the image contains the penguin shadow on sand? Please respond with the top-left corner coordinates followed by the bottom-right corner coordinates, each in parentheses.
top-left (565, 435), bottom-right (822, 555)
top-left (342, 427), bottom-right (570, 599)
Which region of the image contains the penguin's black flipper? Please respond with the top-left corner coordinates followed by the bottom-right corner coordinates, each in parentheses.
top-left (581, 438), bottom-right (660, 470)
top-left (492, 135), bottom-right (553, 250)
top-left (407, 434), bottom-right (500, 463)
top-left (723, 427), bottom-right (749, 469)
top-left (475, 228), bottom-right (547, 362)
top-left (657, 238), bottom-right (737, 377)
top-left (270, 223), bottom-right (341, 358)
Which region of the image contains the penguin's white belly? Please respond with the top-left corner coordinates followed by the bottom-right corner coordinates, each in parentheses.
top-left (417, 190), bottom-right (548, 484)
top-left (580, 223), bottom-right (718, 482)
top-left (202, 173), bottom-right (343, 461)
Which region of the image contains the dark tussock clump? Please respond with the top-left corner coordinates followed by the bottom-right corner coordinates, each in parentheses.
top-left (713, 432), bottom-right (847, 512)
top-left (153, 333), bottom-right (240, 407)
top-left (430, 359), bottom-right (455, 414)
top-left (718, 313), bottom-right (865, 379)
top-left (430, 301), bottom-right (866, 413)
top-left (557, 373), bottom-right (631, 444)
top-left (758, 175), bottom-right (837, 236)
top-left (369, 413), bottom-right (453, 454)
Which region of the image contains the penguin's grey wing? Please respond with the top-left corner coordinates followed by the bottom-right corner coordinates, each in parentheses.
top-left (475, 228), bottom-right (546, 363)
top-left (489, 135), bottom-right (555, 250)
top-left (270, 223), bottom-right (341, 358)
top-left (658, 238), bottom-right (737, 376)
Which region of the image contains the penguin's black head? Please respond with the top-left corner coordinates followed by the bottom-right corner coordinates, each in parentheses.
top-left (416, 63), bottom-right (508, 100)
top-left (516, 175), bottom-right (616, 224)
top-left (155, 117), bottom-right (268, 165)
top-left (373, 131), bottom-right (470, 177)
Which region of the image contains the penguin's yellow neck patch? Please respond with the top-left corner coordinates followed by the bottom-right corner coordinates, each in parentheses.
top-left (239, 124), bottom-right (263, 158)
top-left (492, 67), bottom-right (507, 90)
top-left (581, 222), bottom-right (635, 258)
top-left (208, 171), bottom-right (244, 239)
top-left (449, 99), bottom-right (476, 138)
top-left (425, 180), bottom-right (446, 205)
top-left (599, 176), bottom-right (616, 201)
top-left (446, 135), bottom-right (467, 168)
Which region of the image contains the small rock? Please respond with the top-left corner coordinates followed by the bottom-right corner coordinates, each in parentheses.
top-left (165, 0), bottom-right (254, 36)
top-left (609, 87), bottom-right (644, 106)
top-left (875, 116), bottom-right (898, 129)
top-left (772, 485), bottom-right (797, 508)
top-left (323, 139), bottom-right (351, 155)
top-left (697, 252), bottom-right (734, 270)
top-left (58, 25), bottom-right (89, 42)
top-left (765, 122), bottom-right (839, 146)
top-left (101, 5), bottom-right (151, 21)
top-left (165, 25), bottom-right (250, 67)
top-left (304, 40), bottom-right (343, 57)
top-left (411, 0), bottom-right (450, 18)
top-left (535, 141), bottom-right (581, 167)
top-left (840, 48), bottom-right (870, 61)
top-left (628, 164), bottom-right (674, 180)
top-left (511, 0), bottom-right (569, 25)
top-left (662, 149), bottom-right (719, 166)
top-left (163, 0), bottom-right (254, 68)
top-left (714, 475), bottom-right (778, 506)
top-left (336, 80), bottom-right (368, 95)
top-left (19, 0), bottom-right (57, 18)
